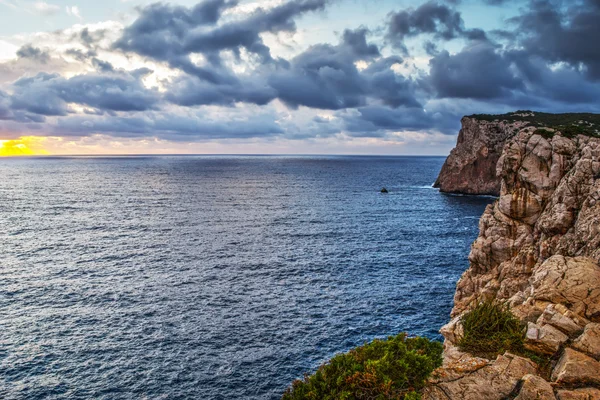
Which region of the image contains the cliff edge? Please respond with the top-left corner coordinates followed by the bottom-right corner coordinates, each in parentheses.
top-left (425, 114), bottom-right (600, 399)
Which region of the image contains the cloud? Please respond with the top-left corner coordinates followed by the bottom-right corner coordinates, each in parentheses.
top-left (9, 70), bottom-right (160, 116)
top-left (268, 29), bottom-right (420, 110)
top-left (426, 42), bottom-right (521, 99)
top-left (386, 1), bottom-right (486, 53)
top-left (34, 1), bottom-right (60, 15)
top-left (114, 0), bottom-right (327, 78)
top-left (66, 5), bottom-right (82, 20)
top-left (510, 0), bottom-right (600, 80)
top-left (0, 90), bottom-right (12, 120)
top-left (16, 45), bottom-right (50, 63)
top-left (49, 111), bottom-right (285, 141)
top-left (339, 106), bottom-right (459, 136)
top-left (164, 26), bottom-right (419, 111)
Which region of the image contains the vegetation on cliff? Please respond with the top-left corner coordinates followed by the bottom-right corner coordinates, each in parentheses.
top-left (470, 111), bottom-right (600, 138)
top-left (458, 300), bottom-right (525, 358)
top-left (282, 333), bottom-right (443, 400)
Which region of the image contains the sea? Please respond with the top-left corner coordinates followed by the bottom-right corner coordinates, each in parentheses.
top-left (0, 155), bottom-right (494, 399)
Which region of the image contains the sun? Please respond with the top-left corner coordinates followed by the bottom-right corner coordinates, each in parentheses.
top-left (0, 137), bottom-right (49, 156)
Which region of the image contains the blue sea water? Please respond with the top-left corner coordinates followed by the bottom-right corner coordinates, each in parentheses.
top-left (0, 156), bottom-right (493, 399)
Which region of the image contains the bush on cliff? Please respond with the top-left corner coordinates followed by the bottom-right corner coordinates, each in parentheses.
top-left (458, 300), bottom-right (525, 358)
top-left (282, 333), bottom-right (443, 400)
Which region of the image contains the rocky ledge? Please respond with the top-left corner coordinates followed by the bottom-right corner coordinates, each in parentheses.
top-left (426, 113), bottom-right (600, 399)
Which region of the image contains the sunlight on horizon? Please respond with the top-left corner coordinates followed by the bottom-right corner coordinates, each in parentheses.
top-left (0, 137), bottom-right (49, 156)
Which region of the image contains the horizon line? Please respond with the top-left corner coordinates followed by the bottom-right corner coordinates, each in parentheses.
top-left (0, 153), bottom-right (449, 158)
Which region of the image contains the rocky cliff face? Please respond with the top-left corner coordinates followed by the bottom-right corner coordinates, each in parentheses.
top-left (434, 117), bottom-right (524, 195)
top-left (425, 119), bottom-right (600, 399)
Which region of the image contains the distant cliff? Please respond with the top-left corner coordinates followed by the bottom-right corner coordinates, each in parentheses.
top-left (425, 113), bottom-right (600, 399)
top-left (434, 111), bottom-right (600, 196)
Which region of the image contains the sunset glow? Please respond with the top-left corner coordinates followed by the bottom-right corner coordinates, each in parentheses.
top-left (0, 137), bottom-right (49, 156)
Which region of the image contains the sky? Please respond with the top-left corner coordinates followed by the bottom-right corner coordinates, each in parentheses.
top-left (0, 0), bottom-right (599, 155)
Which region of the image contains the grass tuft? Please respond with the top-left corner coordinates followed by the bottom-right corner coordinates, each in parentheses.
top-left (458, 300), bottom-right (526, 359)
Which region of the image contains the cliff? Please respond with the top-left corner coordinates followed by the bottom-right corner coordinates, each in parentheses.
top-left (434, 111), bottom-right (600, 196)
top-left (425, 114), bottom-right (600, 399)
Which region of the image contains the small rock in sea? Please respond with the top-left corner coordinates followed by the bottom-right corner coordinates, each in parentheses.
top-left (381, 187), bottom-right (389, 193)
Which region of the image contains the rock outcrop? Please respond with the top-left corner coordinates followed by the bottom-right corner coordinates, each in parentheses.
top-left (426, 114), bottom-right (600, 399)
top-left (433, 117), bottom-right (523, 195)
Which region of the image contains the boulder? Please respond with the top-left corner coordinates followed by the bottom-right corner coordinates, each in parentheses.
top-left (556, 388), bottom-right (600, 400)
top-left (514, 374), bottom-right (555, 400)
top-left (440, 316), bottom-right (463, 344)
top-left (423, 353), bottom-right (537, 400)
top-left (530, 256), bottom-right (600, 321)
top-left (537, 304), bottom-right (588, 336)
top-left (525, 322), bottom-right (568, 355)
top-left (551, 348), bottom-right (600, 386)
top-left (572, 323), bottom-right (600, 359)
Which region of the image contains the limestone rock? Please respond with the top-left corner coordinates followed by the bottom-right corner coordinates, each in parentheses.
top-left (573, 323), bottom-right (600, 359)
top-left (440, 317), bottom-right (463, 344)
top-left (423, 353), bottom-right (537, 400)
top-left (429, 115), bottom-right (600, 399)
top-left (434, 117), bottom-right (525, 195)
top-left (431, 344), bottom-right (490, 381)
top-left (451, 129), bottom-right (600, 317)
top-left (525, 322), bottom-right (568, 355)
top-left (498, 188), bottom-right (543, 225)
top-left (556, 388), bottom-right (600, 400)
top-left (537, 304), bottom-right (589, 336)
top-left (551, 348), bottom-right (600, 386)
top-left (530, 256), bottom-right (600, 321)
top-left (514, 374), bottom-right (555, 400)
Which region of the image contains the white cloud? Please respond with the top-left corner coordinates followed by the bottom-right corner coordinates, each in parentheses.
top-left (34, 1), bottom-right (60, 15)
top-left (0, 40), bottom-right (18, 61)
top-left (66, 5), bottom-right (82, 20)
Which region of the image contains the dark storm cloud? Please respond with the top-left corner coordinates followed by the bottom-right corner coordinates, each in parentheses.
top-left (76, 28), bottom-right (107, 48)
top-left (114, 0), bottom-right (238, 59)
top-left (268, 41), bottom-right (370, 110)
top-left (340, 106), bottom-right (459, 136)
top-left (427, 42), bottom-right (521, 99)
top-left (267, 29), bottom-right (420, 110)
top-left (510, 0), bottom-right (600, 80)
top-left (507, 50), bottom-right (600, 105)
top-left (166, 74), bottom-right (276, 107)
top-left (418, 0), bottom-right (600, 106)
top-left (64, 48), bottom-right (98, 62)
top-left (16, 45), bottom-right (50, 63)
top-left (115, 0), bottom-right (327, 79)
top-left (0, 90), bottom-right (12, 120)
top-left (341, 28), bottom-right (380, 57)
top-left (52, 112), bottom-right (284, 140)
top-left (386, 1), bottom-right (486, 52)
top-left (91, 58), bottom-right (115, 73)
top-left (166, 27), bottom-right (420, 111)
top-left (9, 71), bottom-right (160, 116)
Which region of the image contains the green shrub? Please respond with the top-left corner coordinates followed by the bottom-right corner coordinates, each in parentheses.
top-left (470, 111), bottom-right (600, 138)
top-left (458, 300), bottom-right (526, 358)
top-left (534, 128), bottom-right (555, 139)
top-left (282, 334), bottom-right (443, 400)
